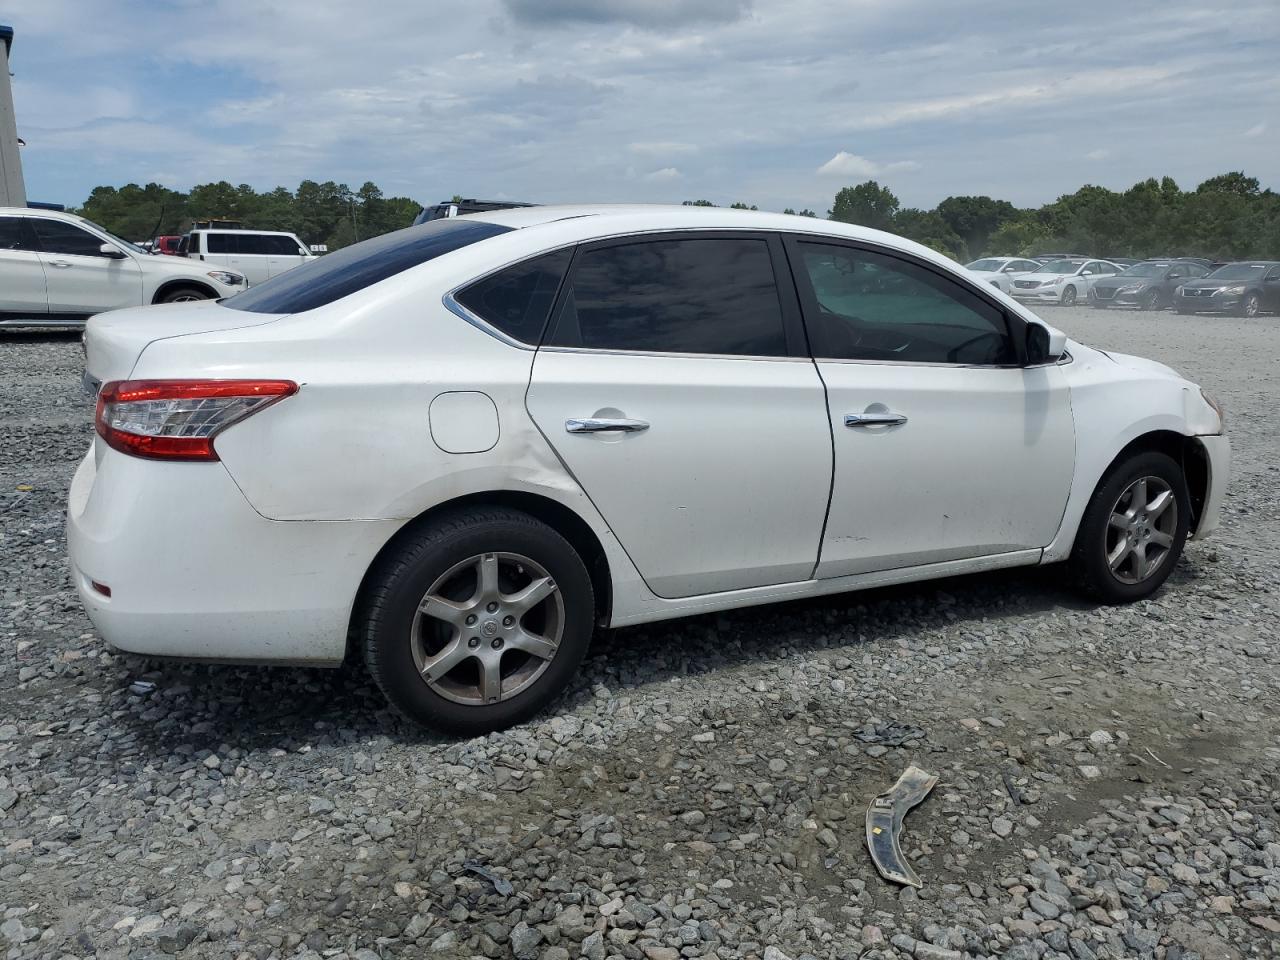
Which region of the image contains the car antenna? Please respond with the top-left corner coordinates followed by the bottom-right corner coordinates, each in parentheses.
top-left (148, 204), bottom-right (165, 255)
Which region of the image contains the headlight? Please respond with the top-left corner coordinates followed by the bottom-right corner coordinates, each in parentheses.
top-left (1217, 285), bottom-right (1245, 295)
top-left (1116, 285), bottom-right (1143, 294)
top-left (207, 270), bottom-right (245, 286)
top-left (1201, 388), bottom-right (1226, 427)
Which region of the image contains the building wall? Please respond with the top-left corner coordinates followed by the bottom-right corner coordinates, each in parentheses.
top-left (0, 27), bottom-right (27, 207)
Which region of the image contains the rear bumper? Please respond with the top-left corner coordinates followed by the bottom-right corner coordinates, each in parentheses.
top-left (66, 445), bottom-right (401, 664)
top-left (1191, 433), bottom-right (1229, 540)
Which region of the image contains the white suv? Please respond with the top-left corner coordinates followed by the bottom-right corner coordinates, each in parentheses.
top-left (180, 229), bottom-right (313, 285)
top-left (0, 207), bottom-right (245, 327)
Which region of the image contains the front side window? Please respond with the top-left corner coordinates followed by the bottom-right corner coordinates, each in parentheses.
top-left (0, 216), bottom-right (34, 251)
top-left (31, 219), bottom-right (110, 257)
top-left (455, 249), bottom-right (572, 345)
top-left (225, 218), bottom-right (512, 315)
top-left (795, 241), bottom-right (1015, 365)
top-left (238, 234), bottom-right (271, 255)
top-left (265, 235), bottom-right (304, 256)
top-left (544, 237), bottom-right (787, 356)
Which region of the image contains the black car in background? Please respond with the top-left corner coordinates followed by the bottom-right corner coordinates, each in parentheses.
top-left (411, 199), bottom-right (534, 226)
top-left (1175, 261), bottom-right (1280, 317)
top-left (1090, 259), bottom-right (1211, 310)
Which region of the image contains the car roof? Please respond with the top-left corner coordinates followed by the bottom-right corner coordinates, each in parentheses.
top-left (191, 227), bottom-right (299, 236)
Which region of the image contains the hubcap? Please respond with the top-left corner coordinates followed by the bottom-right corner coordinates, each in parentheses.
top-left (412, 552), bottom-right (563, 705)
top-left (1105, 477), bottom-right (1178, 584)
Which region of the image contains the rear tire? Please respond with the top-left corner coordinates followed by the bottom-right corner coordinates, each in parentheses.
top-left (158, 286), bottom-right (212, 303)
top-left (1070, 451), bottom-right (1191, 603)
top-left (360, 507), bottom-right (594, 735)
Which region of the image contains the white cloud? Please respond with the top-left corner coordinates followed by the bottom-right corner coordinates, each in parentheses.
top-left (1085, 148), bottom-right (1110, 161)
top-left (1244, 122), bottom-right (1266, 138)
top-left (817, 152), bottom-right (920, 177)
top-left (643, 167), bottom-right (683, 181)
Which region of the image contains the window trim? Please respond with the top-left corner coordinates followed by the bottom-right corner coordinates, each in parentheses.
top-left (29, 216), bottom-right (116, 259)
top-left (538, 230), bottom-right (808, 360)
top-left (780, 233), bottom-right (1030, 368)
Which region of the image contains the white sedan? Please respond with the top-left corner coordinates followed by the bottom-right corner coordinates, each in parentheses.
top-left (69, 206), bottom-right (1229, 733)
top-left (964, 256), bottom-right (1043, 293)
top-left (1009, 258), bottom-right (1122, 306)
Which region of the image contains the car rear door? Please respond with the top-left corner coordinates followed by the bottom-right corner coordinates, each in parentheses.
top-left (0, 215), bottom-right (48, 317)
top-left (785, 236), bottom-right (1075, 577)
top-left (525, 232), bottom-right (833, 598)
top-left (30, 218), bottom-right (142, 313)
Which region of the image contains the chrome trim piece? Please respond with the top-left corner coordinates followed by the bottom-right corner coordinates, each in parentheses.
top-left (441, 293), bottom-right (535, 351)
top-left (565, 417), bottom-right (650, 434)
top-left (538, 345), bottom-right (806, 363)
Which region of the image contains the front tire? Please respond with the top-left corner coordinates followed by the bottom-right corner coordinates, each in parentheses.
top-left (1060, 285), bottom-right (1078, 306)
top-left (1238, 293), bottom-right (1260, 318)
top-left (360, 508), bottom-right (595, 734)
top-left (1070, 451), bottom-right (1191, 603)
top-left (158, 286), bottom-right (212, 303)
top-left (1139, 289), bottom-right (1160, 311)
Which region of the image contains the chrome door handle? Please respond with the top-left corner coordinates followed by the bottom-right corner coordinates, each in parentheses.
top-left (566, 418), bottom-right (650, 434)
top-left (49, 260), bottom-right (73, 268)
top-left (845, 412), bottom-right (908, 427)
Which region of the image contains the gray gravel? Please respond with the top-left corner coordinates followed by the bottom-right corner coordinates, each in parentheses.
top-left (2, 308), bottom-right (1278, 960)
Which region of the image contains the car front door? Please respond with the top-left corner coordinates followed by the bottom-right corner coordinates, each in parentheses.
top-left (265, 235), bottom-right (309, 277)
top-left (785, 237), bottom-right (1075, 577)
top-left (1265, 266), bottom-right (1280, 311)
top-left (30, 218), bottom-right (143, 313)
top-left (525, 232), bottom-right (833, 598)
top-left (0, 216), bottom-right (48, 317)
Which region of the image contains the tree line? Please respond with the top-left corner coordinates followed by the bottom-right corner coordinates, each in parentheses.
top-left (75, 170), bottom-right (1277, 262)
top-left (76, 180), bottom-right (420, 250)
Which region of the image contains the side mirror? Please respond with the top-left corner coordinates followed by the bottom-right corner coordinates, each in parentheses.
top-left (99, 243), bottom-right (126, 259)
top-left (1025, 322), bottom-right (1066, 365)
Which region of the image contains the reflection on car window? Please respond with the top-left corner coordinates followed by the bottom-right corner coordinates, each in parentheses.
top-left (798, 242), bottom-right (1014, 365)
top-left (31, 219), bottom-right (111, 258)
top-left (545, 237), bottom-right (787, 356)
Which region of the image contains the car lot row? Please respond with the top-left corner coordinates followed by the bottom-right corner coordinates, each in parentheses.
top-left (966, 254), bottom-right (1280, 316)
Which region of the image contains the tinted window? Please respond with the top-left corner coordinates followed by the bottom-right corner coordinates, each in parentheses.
top-left (225, 219), bottom-right (512, 314)
top-left (455, 249), bottom-right (572, 344)
top-left (177, 234), bottom-right (192, 256)
top-left (1267, 267), bottom-right (1280, 281)
top-left (265, 235), bottom-right (304, 256)
top-left (238, 234), bottom-right (271, 255)
top-left (0, 216), bottom-right (33, 251)
top-left (796, 242), bottom-right (1014, 365)
top-left (205, 232), bottom-right (235, 254)
top-left (544, 237), bottom-right (786, 356)
top-left (32, 219), bottom-right (109, 257)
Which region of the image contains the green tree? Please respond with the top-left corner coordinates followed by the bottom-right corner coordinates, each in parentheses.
top-left (682, 199), bottom-right (717, 207)
top-left (936, 195), bottom-right (1019, 259)
top-left (828, 181), bottom-right (899, 230)
top-left (892, 208), bottom-right (964, 259)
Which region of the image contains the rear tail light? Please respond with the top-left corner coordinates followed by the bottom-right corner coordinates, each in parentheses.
top-left (95, 379), bottom-right (297, 461)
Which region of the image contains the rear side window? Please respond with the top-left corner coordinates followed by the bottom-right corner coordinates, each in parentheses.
top-left (225, 219), bottom-right (512, 314)
top-left (544, 237), bottom-right (787, 356)
top-left (0, 216), bottom-right (34, 251)
top-left (454, 249), bottom-right (572, 345)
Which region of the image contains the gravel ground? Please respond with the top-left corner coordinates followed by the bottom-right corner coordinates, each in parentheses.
top-left (2, 306), bottom-right (1278, 960)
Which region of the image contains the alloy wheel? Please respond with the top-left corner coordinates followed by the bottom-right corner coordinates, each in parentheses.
top-left (1061, 286), bottom-right (1077, 306)
top-left (1243, 294), bottom-right (1260, 317)
top-left (411, 552), bottom-right (564, 705)
top-left (1105, 476), bottom-right (1179, 584)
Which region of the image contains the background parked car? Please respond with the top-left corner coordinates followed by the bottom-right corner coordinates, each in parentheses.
top-left (0, 207), bottom-right (245, 326)
top-left (180, 228), bottom-right (312, 285)
top-left (1032, 252), bottom-right (1088, 263)
top-left (1010, 258), bottom-right (1121, 306)
top-left (1090, 259), bottom-right (1212, 310)
top-left (412, 199), bottom-right (534, 226)
top-left (964, 256), bottom-right (1043, 293)
top-left (153, 235), bottom-right (182, 256)
top-left (1174, 261), bottom-right (1280, 317)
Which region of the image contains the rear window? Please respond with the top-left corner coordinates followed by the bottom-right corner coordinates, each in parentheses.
top-left (454, 249), bottom-right (572, 344)
top-left (224, 219), bottom-right (513, 314)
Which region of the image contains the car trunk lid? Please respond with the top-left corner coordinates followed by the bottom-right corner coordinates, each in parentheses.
top-left (83, 301), bottom-right (287, 386)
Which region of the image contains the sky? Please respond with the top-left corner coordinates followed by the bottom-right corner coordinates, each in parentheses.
top-left (6, 0), bottom-right (1279, 213)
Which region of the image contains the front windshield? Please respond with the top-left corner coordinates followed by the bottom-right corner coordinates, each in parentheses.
top-left (77, 216), bottom-right (148, 255)
top-left (966, 258), bottom-right (1005, 271)
top-left (1207, 263), bottom-right (1268, 281)
top-left (1039, 260), bottom-right (1081, 274)
top-left (1119, 262), bottom-right (1170, 278)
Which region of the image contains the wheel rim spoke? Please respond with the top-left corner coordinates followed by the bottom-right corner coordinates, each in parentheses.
top-left (1108, 512), bottom-right (1130, 531)
top-left (504, 576), bottom-right (557, 615)
top-left (1149, 530), bottom-right (1173, 549)
top-left (1131, 543), bottom-right (1150, 579)
top-left (476, 553), bottom-right (500, 600)
top-left (1107, 539), bottom-right (1131, 571)
top-left (421, 638), bottom-right (470, 683)
top-left (1146, 488), bottom-right (1172, 519)
top-left (420, 594), bottom-right (471, 626)
top-left (508, 629), bottom-right (558, 661)
top-left (478, 656), bottom-right (503, 702)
